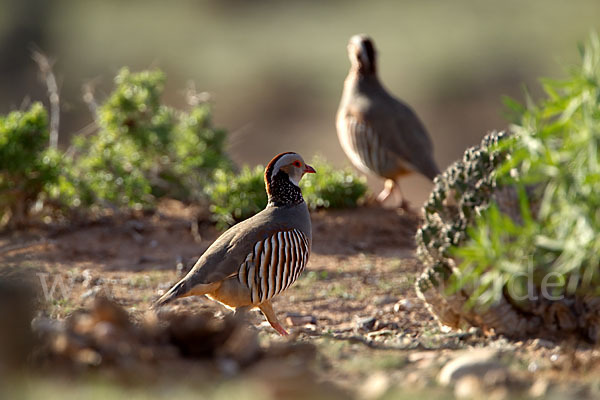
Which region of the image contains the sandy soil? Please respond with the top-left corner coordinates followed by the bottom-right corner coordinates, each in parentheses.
top-left (2, 201), bottom-right (600, 399)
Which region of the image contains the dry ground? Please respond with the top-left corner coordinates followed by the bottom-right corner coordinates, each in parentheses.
top-left (2, 200), bottom-right (600, 399)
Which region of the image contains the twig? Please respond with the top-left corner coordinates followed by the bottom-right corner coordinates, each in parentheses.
top-left (31, 50), bottom-right (60, 149)
top-left (82, 80), bottom-right (100, 120)
top-left (0, 238), bottom-right (54, 256)
top-left (64, 121), bottom-right (97, 158)
top-left (306, 329), bottom-right (471, 351)
top-left (183, 80), bottom-right (212, 107)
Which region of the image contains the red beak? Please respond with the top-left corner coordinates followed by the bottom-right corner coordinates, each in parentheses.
top-left (304, 164), bottom-right (316, 174)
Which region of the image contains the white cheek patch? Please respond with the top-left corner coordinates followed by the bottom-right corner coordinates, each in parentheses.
top-left (288, 174), bottom-right (301, 187)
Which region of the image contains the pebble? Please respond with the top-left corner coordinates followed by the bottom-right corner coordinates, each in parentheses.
top-left (285, 314), bottom-right (317, 327)
top-left (373, 295), bottom-right (396, 306)
top-left (454, 375), bottom-right (484, 399)
top-left (355, 316), bottom-right (377, 332)
top-left (393, 299), bottom-right (413, 313)
top-left (529, 378), bottom-right (549, 398)
top-left (80, 286), bottom-right (102, 300)
top-left (438, 348), bottom-right (504, 386)
top-left (359, 372), bottom-right (390, 400)
top-left (531, 338), bottom-right (556, 349)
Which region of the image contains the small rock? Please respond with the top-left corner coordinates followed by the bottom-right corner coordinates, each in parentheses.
top-left (31, 316), bottom-right (65, 335)
top-left (90, 296), bottom-right (130, 328)
top-left (527, 361), bottom-right (538, 373)
top-left (82, 269), bottom-right (94, 287)
top-left (374, 295), bottom-right (396, 306)
top-left (355, 316), bottom-right (377, 332)
top-left (71, 313), bottom-right (96, 335)
top-left (531, 338), bottom-right (555, 349)
top-left (285, 314), bottom-right (317, 327)
top-left (438, 349), bottom-right (504, 386)
top-left (80, 286), bottom-right (102, 300)
top-left (217, 357), bottom-right (240, 377)
top-left (74, 348), bottom-right (102, 366)
top-left (393, 299), bottom-right (413, 313)
top-left (92, 321), bottom-right (120, 344)
top-left (529, 378), bottom-right (549, 398)
top-left (468, 326), bottom-right (482, 336)
top-left (366, 329), bottom-right (395, 339)
top-left (454, 375), bottom-right (484, 399)
top-left (359, 372), bottom-right (390, 400)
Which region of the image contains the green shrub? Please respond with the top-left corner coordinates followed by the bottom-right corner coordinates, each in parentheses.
top-left (207, 157), bottom-right (367, 229)
top-left (70, 68), bottom-right (231, 210)
top-left (207, 166), bottom-right (267, 229)
top-left (0, 103), bottom-right (61, 224)
top-left (301, 157), bottom-right (367, 209)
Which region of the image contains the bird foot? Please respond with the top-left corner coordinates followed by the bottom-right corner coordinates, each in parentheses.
top-left (399, 200), bottom-right (413, 212)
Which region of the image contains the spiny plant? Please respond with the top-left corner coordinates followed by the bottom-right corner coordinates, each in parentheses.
top-left (455, 33), bottom-right (600, 304)
top-left (416, 33), bottom-right (600, 341)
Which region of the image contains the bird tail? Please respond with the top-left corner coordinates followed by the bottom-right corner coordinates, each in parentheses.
top-left (152, 279), bottom-right (190, 309)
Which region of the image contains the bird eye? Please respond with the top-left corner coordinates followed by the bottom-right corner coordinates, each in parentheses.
top-left (293, 161), bottom-right (301, 167)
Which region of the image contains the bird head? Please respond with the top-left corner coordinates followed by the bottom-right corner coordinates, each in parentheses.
top-left (265, 152), bottom-right (315, 188)
top-left (347, 34), bottom-right (377, 75)
top-left (264, 152), bottom-right (316, 205)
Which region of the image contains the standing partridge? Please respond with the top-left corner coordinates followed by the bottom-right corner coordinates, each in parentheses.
top-left (154, 152), bottom-right (316, 335)
top-left (336, 34), bottom-right (440, 208)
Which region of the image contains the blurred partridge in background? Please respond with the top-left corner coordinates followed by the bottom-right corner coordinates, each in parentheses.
top-left (336, 34), bottom-right (440, 208)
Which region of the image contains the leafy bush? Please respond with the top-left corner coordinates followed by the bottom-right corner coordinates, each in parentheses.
top-left (0, 103), bottom-right (61, 224)
top-left (207, 166), bottom-right (267, 229)
top-left (69, 68), bottom-right (231, 210)
top-left (207, 157), bottom-right (367, 228)
top-left (0, 69), bottom-right (366, 228)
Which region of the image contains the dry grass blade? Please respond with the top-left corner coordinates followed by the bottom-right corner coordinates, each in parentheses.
top-left (31, 49), bottom-right (60, 149)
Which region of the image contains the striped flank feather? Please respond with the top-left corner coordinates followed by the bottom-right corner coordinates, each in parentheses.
top-left (238, 229), bottom-right (310, 304)
top-left (345, 116), bottom-right (391, 177)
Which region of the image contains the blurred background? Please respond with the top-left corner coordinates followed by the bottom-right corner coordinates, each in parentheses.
top-left (1, 0), bottom-right (599, 204)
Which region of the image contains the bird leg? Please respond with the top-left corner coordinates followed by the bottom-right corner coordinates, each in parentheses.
top-left (259, 300), bottom-right (288, 336)
top-left (377, 179), bottom-right (412, 210)
top-left (394, 182), bottom-right (412, 211)
top-left (376, 178), bottom-right (396, 203)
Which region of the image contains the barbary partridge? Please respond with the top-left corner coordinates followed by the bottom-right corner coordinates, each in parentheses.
top-left (154, 152), bottom-right (315, 335)
top-left (336, 34), bottom-right (440, 208)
